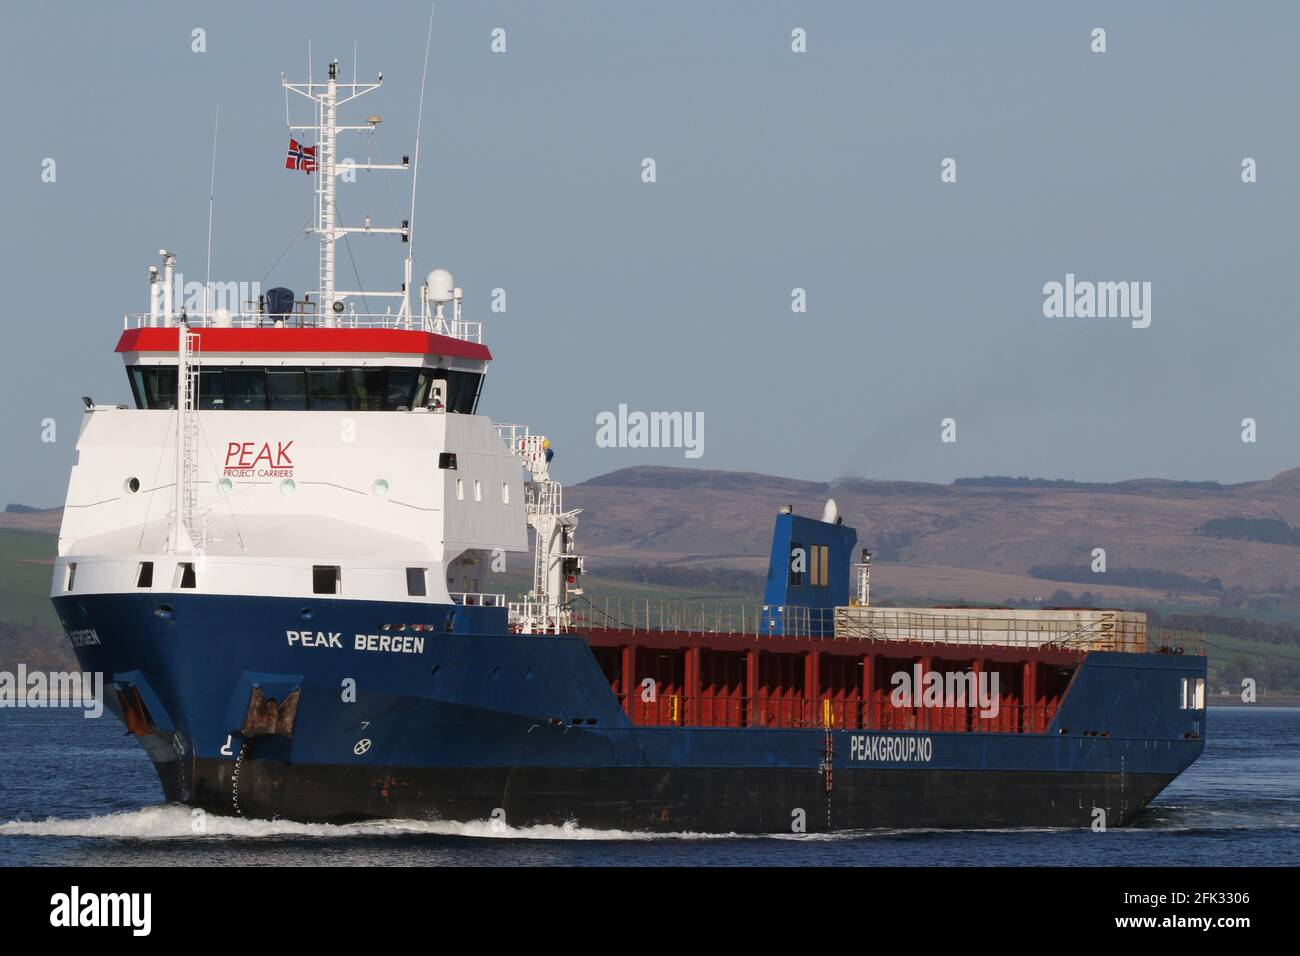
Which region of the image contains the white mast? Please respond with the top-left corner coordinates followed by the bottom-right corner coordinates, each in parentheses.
top-left (282, 58), bottom-right (411, 326)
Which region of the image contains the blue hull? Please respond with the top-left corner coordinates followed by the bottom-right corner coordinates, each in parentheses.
top-left (52, 592), bottom-right (1207, 832)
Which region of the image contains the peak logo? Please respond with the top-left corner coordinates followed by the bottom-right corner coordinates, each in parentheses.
top-left (223, 441), bottom-right (294, 479)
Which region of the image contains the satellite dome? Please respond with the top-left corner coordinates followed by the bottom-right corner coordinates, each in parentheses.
top-left (426, 269), bottom-right (455, 303)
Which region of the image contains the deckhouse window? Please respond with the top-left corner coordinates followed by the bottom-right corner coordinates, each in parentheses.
top-left (1180, 677), bottom-right (1206, 710)
top-left (313, 565), bottom-right (341, 595)
top-left (406, 567), bottom-right (427, 597)
top-left (175, 562), bottom-right (197, 589)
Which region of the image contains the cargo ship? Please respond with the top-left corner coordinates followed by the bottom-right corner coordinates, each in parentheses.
top-left (50, 54), bottom-right (1207, 833)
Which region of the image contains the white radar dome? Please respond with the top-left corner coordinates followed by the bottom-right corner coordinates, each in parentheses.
top-left (426, 269), bottom-right (455, 303)
top-left (821, 498), bottom-right (839, 524)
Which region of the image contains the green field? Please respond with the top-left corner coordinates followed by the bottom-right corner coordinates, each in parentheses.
top-left (0, 529), bottom-right (59, 629)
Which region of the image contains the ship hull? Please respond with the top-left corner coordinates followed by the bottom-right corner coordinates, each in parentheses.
top-left (53, 591), bottom-right (1206, 834)
top-left (168, 758), bottom-right (1179, 832)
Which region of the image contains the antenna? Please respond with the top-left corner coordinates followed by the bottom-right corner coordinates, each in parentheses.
top-left (283, 49), bottom-right (411, 323)
top-left (204, 105), bottom-right (219, 317)
top-left (406, 2), bottom-right (437, 327)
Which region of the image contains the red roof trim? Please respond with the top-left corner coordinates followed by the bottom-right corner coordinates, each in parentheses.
top-left (115, 327), bottom-right (492, 361)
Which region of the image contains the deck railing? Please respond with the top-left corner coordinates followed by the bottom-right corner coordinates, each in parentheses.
top-left (535, 596), bottom-right (1204, 655)
top-left (451, 592), bottom-right (506, 608)
top-left (123, 311), bottom-right (483, 342)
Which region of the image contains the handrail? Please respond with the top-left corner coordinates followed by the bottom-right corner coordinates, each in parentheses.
top-left (122, 311), bottom-right (483, 342)
top-left (516, 595), bottom-right (1204, 655)
top-left (450, 592), bottom-right (506, 608)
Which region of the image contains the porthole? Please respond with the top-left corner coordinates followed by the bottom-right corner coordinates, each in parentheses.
top-left (372, 478), bottom-right (390, 497)
top-left (300, 607), bottom-right (314, 622)
top-left (279, 478), bottom-right (296, 496)
top-left (124, 477), bottom-right (140, 494)
top-left (154, 604), bottom-right (174, 621)
top-left (218, 477), bottom-right (234, 495)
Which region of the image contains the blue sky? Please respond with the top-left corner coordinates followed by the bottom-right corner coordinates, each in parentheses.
top-left (2, 1), bottom-right (1297, 505)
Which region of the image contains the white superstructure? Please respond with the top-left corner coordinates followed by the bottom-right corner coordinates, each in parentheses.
top-left (53, 55), bottom-right (582, 632)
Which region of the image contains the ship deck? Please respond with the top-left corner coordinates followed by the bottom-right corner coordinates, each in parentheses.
top-left (518, 597), bottom-right (1204, 735)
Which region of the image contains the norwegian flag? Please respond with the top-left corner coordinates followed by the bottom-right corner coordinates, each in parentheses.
top-left (285, 138), bottom-right (317, 173)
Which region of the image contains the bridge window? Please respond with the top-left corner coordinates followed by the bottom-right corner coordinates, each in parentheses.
top-left (386, 368), bottom-right (418, 409)
top-left (307, 368), bottom-right (349, 410)
top-left (136, 562), bottom-right (154, 588)
top-left (225, 369), bottom-right (268, 410)
top-left (129, 366), bottom-right (178, 410)
top-left (127, 365), bottom-right (481, 412)
top-left (267, 368), bottom-right (308, 409)
top-left (412, 371), bottom-right (431, 409)
top-left (435, 370), bottom-right (482, 414)
top-left (175, 562), bottom-right (197, 589)
top-left (198, 368), bottom-right (226, 409)
top-left (346, 368), bottom-right (386, 410)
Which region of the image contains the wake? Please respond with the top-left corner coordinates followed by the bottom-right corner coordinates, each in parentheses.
top-left (0, 804), bottom-right (744, 842)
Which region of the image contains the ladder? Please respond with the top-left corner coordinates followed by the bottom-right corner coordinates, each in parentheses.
top-left (167, 324), bottom-right (206, 553)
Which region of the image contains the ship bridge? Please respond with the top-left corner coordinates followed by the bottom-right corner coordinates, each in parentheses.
top-left (116, 323), bottom-right (490, 414)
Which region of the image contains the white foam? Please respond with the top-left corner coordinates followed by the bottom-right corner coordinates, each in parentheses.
top-left (9, 804), bottom-right (1216, 842)
top-left (0, 804), bottom-right (745, 842)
